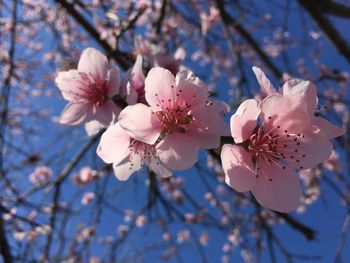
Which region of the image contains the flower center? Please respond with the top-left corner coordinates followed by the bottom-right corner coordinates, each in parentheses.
top-left (155, 104), bottom-right (193, 137)
top-left (248, 121), bottom-right (307, 181)
top-left (128, 139), bottom-right (160, 170)
top-left (76, 72), bottom-right (109, 106)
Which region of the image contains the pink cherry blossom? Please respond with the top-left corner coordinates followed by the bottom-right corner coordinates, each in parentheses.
top-left (120, 55), bottom-right (146, 105)
top-left (81, 192), bottom-right (95, 205)
top-left (221, 86), bottom-right (344, 212)
top-left (134, 37), bottom-right (185, 74)
top-left (118, 67), bottom-right (228, 170)
top-left (253, 66), bottom-right (346, 139)
top-left (55, 47), bottom-right (121, 134)
top-left (97, 122), bottom-right (171, 181)
top-left (29, 166), bottom-right (52, 185)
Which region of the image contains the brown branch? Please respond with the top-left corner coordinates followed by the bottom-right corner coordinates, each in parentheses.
top-left (0, 216), bottom-right (12, 263)
top-left (154, 0), bottom-right (169, 35)
top-left (274, 212), bottom-right (316, 241)
top-left (320, 0), bottom-right (350, 18)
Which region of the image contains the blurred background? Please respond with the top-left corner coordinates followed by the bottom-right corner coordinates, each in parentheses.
top-left (0, 0), bottom-right (349, 262)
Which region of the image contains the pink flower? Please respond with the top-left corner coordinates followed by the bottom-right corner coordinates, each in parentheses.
top-left (221, 79), bottom-right (345, 212)
top-left (97, 122), bottom-right (171, 181)
top-left (81, 192), bottom-right (95, 205)
top-left (29, 166), bottom-right (52, 184)
top-left (118, 67), bottom-right (228, 170)
top-left (253, 66), bottom-right (346, 138)
top-left (55, 47), bottom-right (121, 135)
top-left (134, 37), bottom-right (185, 74)
top-left (78, 166), bottom-right (99, 184)
top-left (121, 55), bottom-right (146, 105)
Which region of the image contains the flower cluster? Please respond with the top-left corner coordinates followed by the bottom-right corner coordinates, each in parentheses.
top-left (56, 48), bottom-right (345, 212)
top-left (221, 67), bottom-right (345, 212)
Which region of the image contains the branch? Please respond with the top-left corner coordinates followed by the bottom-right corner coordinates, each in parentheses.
top-left (54, 0), bottom-right (131, 70)
top-left (43, 129), bottom-right (104, 259)
top-left (0, 216), bottom-right (12, 263)
top-left (275, 212), bottom-right (316, 241)
top-left (298, 0), bottom-right (350, 63)
top-left (214, 0), bottom-right (283, 79)
top-left (320, 0), bottom-right (350, 18)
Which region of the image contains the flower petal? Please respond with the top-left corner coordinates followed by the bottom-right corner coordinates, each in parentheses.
top-left (97, 123), bottom-right (131, 164)
top-left (285, 128), bottom-right (333, 169)
top-left (55, 70), bottom-right (86, 101)
top-left (85, 120), bottom-right (105, 136)
top-left (93, 100), bottom-right (120, 126)
top-left (313, 117), bottom-right (346, 139)
top-left (282, 79), bottom-right (317, 117)
top-left (221, 144), bottom-right (256, 192)
top-left (118, 104), bottom-right (161, 144)
top-left (78, 48), bottom-right (108, 78)
top-left (131, 55), bottom-right (145, 91)
top-left (189, 100), bottom-right (228, 149)
top-left (252, 66), bottom-right (277, 95)
top-left (149, 160), bottom-right (172, 178)
top-left (252, 162), bottom-right (301, 213)
top-left (174, 69), bottom-right (209, 110)
top-left (113, 154), bottom-right (142, 181)
top-left (259, 93), bottom-right (307, 129)
top-left (230, 99), bottom-right (259, 143)
top-left (59, 102), bottom-right (93, 125)
top-left (156, 133), bottom-right (200, 170)
top-left (106, 66), bottom-right (120, 98)
top-left (145, 67), bottom-right (176, 111)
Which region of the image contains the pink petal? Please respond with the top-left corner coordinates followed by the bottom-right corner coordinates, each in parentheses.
top-left (221, 144), bottom-right (256, 192)
top-left (149, 160), bottom-right (172, 178)
top-left (55, 70), bottom-right (86, 101)
top-left (285, 128), bottom-right (333, 169)
top-left (131, 55), bottom-right (145, 91)
top-left (59, 102), bottom-right (93, 125)
top-left (252, 66), bottom-right (277, 95)
top-left (118, 104), bottom-right (161, 144)
top-left (125, 82), bottom-right (139, 105)
top-left (78, 48), bottom-right (108, 79)
top-left (156, 133), bottom-right (200, 170)
top-left (144, 67), bottom-right (176, 111)
top-left (93, 100), bottom-right (120, 126)
top-left (230, 99), bottom-right (259, 143)
top-left (113, 154), bottom-right (142, 181)
top-left (97, 123), bottom-right (131, 164)
top-left (189, 100), bottom-right (228, 149)
top-left (106, 67), bottom-right (120, 98)
top-left (259, 93), bottom-right (306, 129)
top-left (313, 117), bottom-right (346, 139)
top-left (174, 69), bottom-right (209, 110)
top-left (252, 162), bottom-right (301, 212)
top-left (281, 79), bottom-right (317, 117)
top-left (174, 47), bottom-right (186, 61)
top-left (84, 120), bottom-right (105, 136)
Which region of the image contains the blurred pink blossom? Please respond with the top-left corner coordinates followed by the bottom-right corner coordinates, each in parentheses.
top-left (81, 192), bottom-right (95, 205)
top-left (75, 166), bottom-right (99, 185)
top-left (117, 225), bottom-right (129, 237)
top-left (55, 47), bottom-right (121, 135)
top-left (121, 55), bottom-right (146, 105)
top-left (135, 215), bottom-right (147, 227)
top-left (29, 165), bottom-right (52, 185)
